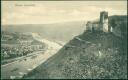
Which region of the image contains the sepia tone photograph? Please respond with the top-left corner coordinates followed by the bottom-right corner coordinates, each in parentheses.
top-left (1, 0), bottom-right (127, 79)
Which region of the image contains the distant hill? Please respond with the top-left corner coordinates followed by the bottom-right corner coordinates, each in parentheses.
top-left (2, 21), bottom-right (85, 43)
top-left (23, 15), bottom-right (127, 79)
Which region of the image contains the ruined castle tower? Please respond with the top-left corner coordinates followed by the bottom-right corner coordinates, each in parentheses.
top-left (100, 11), bottom-right (109, 32)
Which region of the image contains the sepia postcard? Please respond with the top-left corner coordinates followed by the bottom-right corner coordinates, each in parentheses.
top-left (1, 0), bottom-right (127, 79)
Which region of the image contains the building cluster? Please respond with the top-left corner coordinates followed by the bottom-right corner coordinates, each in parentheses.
top-left (1, 32), bottom-right (45, 60)
top-left (1, 40), bottom-right (44, 60)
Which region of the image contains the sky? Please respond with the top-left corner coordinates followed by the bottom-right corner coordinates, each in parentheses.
top-left (1, 1), bottom-right (127, 25)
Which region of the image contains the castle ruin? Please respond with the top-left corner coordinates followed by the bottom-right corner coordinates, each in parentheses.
top-left (86, 11), bottom-right (112, 32)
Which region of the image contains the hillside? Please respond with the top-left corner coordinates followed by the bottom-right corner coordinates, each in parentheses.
top-left (23, 30), bottom-right (127, 79)
top-left (108, 15), bottom-right (127, 37)
top-left (2, 21), bottom-right (84, 42)
top-left (22, 15), bottom-right (127, 79)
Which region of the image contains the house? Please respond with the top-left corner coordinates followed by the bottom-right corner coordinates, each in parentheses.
top-left (30, 40), bottom-right (44, 50)
top-left (18, 40), bottom-right (33, 45)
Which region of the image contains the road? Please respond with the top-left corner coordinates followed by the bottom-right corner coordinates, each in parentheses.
top-left (1, 34), bottom-right (63, 79)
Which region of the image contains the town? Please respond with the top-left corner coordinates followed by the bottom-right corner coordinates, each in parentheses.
top-left (1, 31), bottom-right (45, 64)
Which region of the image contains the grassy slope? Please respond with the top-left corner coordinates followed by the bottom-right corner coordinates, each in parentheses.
top-left (23, 31), bottom-right (127, 79)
